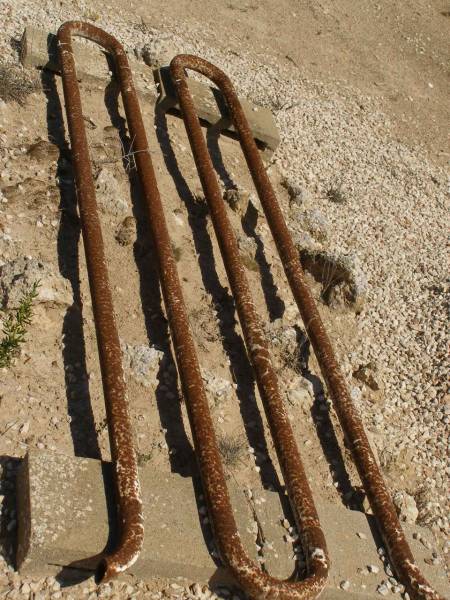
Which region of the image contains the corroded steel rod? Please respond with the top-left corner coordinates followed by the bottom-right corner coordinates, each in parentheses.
top-left (60, 21), bottom-right (328, 600)
top-left (169, 54), bottom-right (444, 600)
top-left (57, 21), bottom-right (143, 582)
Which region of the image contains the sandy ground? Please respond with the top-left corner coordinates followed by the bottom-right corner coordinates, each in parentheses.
top-left (0, 1), bottom-right (448, 599)
top-left (123, 0), bottom-right (450, 167)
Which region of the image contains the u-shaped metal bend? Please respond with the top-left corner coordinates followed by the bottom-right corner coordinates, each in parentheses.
top-left (57, 21), bottom-right (328, 599)
top-left (55, 20), bottom-right (443, 600)
top-left (169, 54), bottom-right (444, 600)
top-left (57, 21), bottom-right (144, 583)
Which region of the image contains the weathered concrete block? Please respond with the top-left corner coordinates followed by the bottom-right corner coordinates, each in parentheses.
top-left (154, 66), bottom-right (280, 152)
top-left (16, 451), bottom-right (448, 598)
top-left (16, 451), bottom-right (255, 583)
top-left (20, 27), bottom-right (157, 101)
top-left (20, 27), bottom-right (279, 155)
top-left (21, 26), bottom-right (94, 72)
top-left (244, 487), bottom-right (448, 598)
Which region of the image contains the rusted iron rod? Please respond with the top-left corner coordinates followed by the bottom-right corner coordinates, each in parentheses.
top-left (57, 21), bottom-right (144, 582)
top-left (60, 21), bottom-right (328, 600)
top-left (169, 54), bottom-right (444, 600)
top-left (151, 74), bottom-right (334, 600)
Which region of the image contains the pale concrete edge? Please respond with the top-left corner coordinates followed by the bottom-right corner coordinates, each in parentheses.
top-left (19, 26), bottom-right (157, 102)
top-left (20, 26), bottom-right (279, 154)
top-left (15, 452), bottom-right (31, 571)
top-left (153, 66), bottom-right (279, 153)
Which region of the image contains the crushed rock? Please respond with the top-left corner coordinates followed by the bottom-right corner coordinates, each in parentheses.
top-left (115, 215), bottom-right (136, 246)
top-left (0, 0), bottom-right (447, 593)
top-left (201, 369), bottom-right (234, 408)
top-left (290, 206), bottom-right (329, 243)
top-left (121, 341), bottom-right (164, 388)
top-left (95, 168), bottom-right (129, 216)
top-left (393, 491), bottom-right (419, 525)
top-left (0, 257), bottom-right (72, 309)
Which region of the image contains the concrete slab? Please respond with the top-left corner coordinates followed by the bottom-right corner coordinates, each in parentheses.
top-left (16, 451), bottom-right (255, 584)
top-left (20, 26), bottom-right (157, 101)
top-left (251, 487), bottom-right (448, 598)
top-left (20, 27), bottom-right (280, 154)
top-left (16, 451), bottom-right (449, 598)
top-left (154, 67), bottom-right (280, 152)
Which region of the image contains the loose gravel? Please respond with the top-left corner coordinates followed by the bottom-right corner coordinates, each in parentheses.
top-left (0, 0), bottom-right (448, 598)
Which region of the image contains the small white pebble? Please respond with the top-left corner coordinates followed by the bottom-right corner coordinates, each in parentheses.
top-left (377, 582), bottom-right (390, 596)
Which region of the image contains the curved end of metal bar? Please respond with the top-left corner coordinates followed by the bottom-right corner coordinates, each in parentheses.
top-left (57, 19), bottom-right (144, 585)
top-left (170, 54), bottom-right (232, 92)
top-left (57, 20), bottom-right (124, 54)
top-left (95, 534), bottom-right (143, 584)
top-left (95, 555), bottom-right (134, 584)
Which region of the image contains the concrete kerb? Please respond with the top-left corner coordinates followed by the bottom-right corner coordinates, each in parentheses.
top-left (15, 451), bottom-right (449, 598)
top-left (20, 27), bottom-right (280, 153)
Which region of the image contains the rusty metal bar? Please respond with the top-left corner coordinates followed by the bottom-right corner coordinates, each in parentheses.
top-left (58, 21), bottom-right (329, 599)
top-left (57, 22), bottom-right (144, 582)
top-left (169, 54), bottom-right (444, 600)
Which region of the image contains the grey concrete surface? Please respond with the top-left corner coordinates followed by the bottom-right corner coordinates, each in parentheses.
top-left (16, 451), bottom-right (449, 598)
top-left (20, 27), bottom-right (280, 153)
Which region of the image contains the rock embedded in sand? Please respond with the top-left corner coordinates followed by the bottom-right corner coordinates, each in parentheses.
top-left (0, 257), bottom-right (72, 309)
top-left (95, 168), bottom-right (129, 216)
top-left (393, 491), bottom-right (419, 525)
top-left (115, 215), bottom-right (136, 246)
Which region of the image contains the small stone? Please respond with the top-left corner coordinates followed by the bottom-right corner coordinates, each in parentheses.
top-left (0, 257), bottom-right (73, 309)
top-left (202, 370), bottom-right (234, 407)
top-left (286, 387), bottom-right (310, 408)
top-left (376, 582), bottom-right (390, 596)
top-left (282, 178), bottom-right (311, 205)
top-left (190, 583), bottom-right (202, 596)
top-left (115, 216), bottom-right (136, 246)
top-left (121, 342), bottom-right (164, 388)
top-left (26, 139), bottom-right (59, 161)
top-left (393, 491), bottom-right (419, 524)
top-left (237, 234), bottom-right (258, 271)
top-left (339, 580), bottom-right (350, 591)
top-left (368, 564), bottom-right (380, 574)
top-left (137, 34), bottom-right (177, 69)
top-left (291, 207), bottom-right (329, 243)
top-left (20, 583), bottom-right (31, 595)
top-left (356, 531), bottom-right (367, 539)
top-left (385, 564), bottom-right (394, 577)
top-left (95, 168), bottom-right (128, 216)
top-left (19, 421), bottom-right (30, 436)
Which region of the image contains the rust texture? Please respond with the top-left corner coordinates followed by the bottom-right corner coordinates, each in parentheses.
top-left (57, 21), bottom-right (144, 582)
top-left (59, 21), bottom-right (328, 599)
top-left (169, 55), bottom-right (444, 600)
